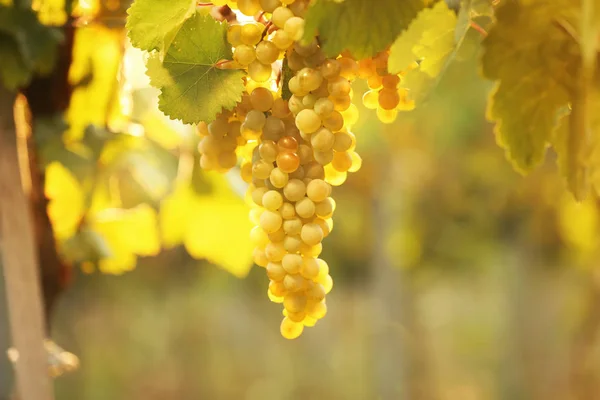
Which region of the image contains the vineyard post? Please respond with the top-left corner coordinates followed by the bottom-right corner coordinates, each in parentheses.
top-left (0, 85), bottom-right (54, 400)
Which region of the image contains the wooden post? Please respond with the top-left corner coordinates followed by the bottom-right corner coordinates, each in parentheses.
top-left (0, 86), bottom-right (53, 400)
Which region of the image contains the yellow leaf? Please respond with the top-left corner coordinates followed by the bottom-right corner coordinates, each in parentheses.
top-left (159, 183), bottom-right (193, 248)
top-left (183, 172), bottom-right (254, 278)
top-left (480, 0), bottom-right (579, 172)
top-left (45, 162), bottom-right (85, 240)
top-left (91, 204), bottom-right (160, 274)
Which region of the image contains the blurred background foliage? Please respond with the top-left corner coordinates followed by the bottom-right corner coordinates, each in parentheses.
top-left (2, 0), bottom-right (600, 399)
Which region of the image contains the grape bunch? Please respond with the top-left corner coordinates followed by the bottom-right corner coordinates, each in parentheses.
top-left (197, 0), bottom-right (362, 339)
top-left (359, 51), bottom-right (417, 124)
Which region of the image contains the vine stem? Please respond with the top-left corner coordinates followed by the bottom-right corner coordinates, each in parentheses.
top-left (0, 87), bottom-right (53, 400)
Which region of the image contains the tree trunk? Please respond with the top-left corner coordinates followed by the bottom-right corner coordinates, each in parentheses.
top-left (0, 86), bottom-right (54, 400)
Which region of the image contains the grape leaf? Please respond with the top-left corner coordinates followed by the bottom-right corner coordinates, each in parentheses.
top-left (0, 34), bottom-right (30, 90)
top-left (126, 0), bottom-right (196, 52)
top-left (147, 12), bottom-right (245, 124)
top-left (480, 0), bottom-right (579, 173)
top-left (388, 1), bottom-right (458, 76)
top-left (160, 173), bottom-right (254, 278)
top-left (91, 204), bottom-right (161, 274)
top-left (0, 5), bottom-right (62, 75)
top-left (302, 0), bottom-right (426, 59)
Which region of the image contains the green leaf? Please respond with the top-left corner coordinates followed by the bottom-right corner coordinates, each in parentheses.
top-left (303, 0), bottom-right (426, 59)
top-left (0, 34), bottom-right (30, 90)
top-left (388, 1), bottom-right (458, 76)
top-left (0, 5), bottom-right (62, 76)
top-left (147, 12), bottom-right (246, 124)
top-left (480, 0), bottom-right (579, 173)
top-left (126, 0), bottom-right (196, 52)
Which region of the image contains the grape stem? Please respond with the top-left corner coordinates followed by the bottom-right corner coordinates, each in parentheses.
top-left (469, 21), bottom-right (488, 37)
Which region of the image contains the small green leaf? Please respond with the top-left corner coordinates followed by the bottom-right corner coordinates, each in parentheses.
top-left (303, 0), bottom-right (426, 59)
top-left (126, 0), bottom-right (196, 52)
top-left (388, 1), bottom-right (458, 77)
top-left (148, 12), bottom-right (245, 124)
top-left (480, 0), bottom-right (579, 173)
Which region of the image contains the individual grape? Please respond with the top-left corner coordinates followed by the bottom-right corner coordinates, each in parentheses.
top-left (284, 274), bottom-right (305, 292)
top-left (300, 223), bottom-right (323, 246)
top-left (327, 76), bottom-right (351, 96)
top-left (280, 317), bottom-right (304, 339)
top-left (253, 248), bottom-right (269, 267)
top-left (253, 160), bottom-right (273, 180)
top-left (301, 243), bottom-right (323, 257)
top-left (256, 41), bottom-right (280, 65)
top-left (378, 88), bottom-right (400, 110)
top-left (283, 178), bottom-right (306, 201)
top-left (265, 241), bottom-right (287, 262)
top-left (259, 140), bottom-right (278, 162)
top-left (313, 218), bottom-right (331, 237)
top-left (260, 0), bottom-right (281, 12)
top-left (263, 116), bottom-right (285, 140)
top-left (322, 111), bottom-right (344, 131)
top-left (320, 58), bottom-right (340, 79)
top-left (283, 217), bottom-right (303, 235)
top-left (324, 164), bottom-right (347, 186)
top-left (289, 165), bottom-right (305, 180)
top-left (280, 202), bottom-right (296, 219)
top-left (284, 16), bottom-right (305, 41)
top-left (333, 131), bottom-right (353, 152)
top-left (282, 254), bottom-right (303, 274)
top-left (306, 179), bottom-right (330, 202)
top-left (250, 226), bottom-right (270, 248)
top-left (241, 162), bottom-right (253, 182)
top-left (382, 75), bottom-right (400, 88)
top-left (262, 190), bottom-right (284, 211)
top-left (307, 282), bottom-right (326, 300)
top-left (313, 149), bottom-right (334, 166)
top-left (272, 98), bottom-right (291, 118)
top-left (307, 300), bottom-right (327, 319)
top-left (314, 98), bottom-right (334, 118)
top-left (297, 68), bottom-right (323, 92)
top-left (269, 228), bottom-right (286, 243)
top-left (304, 162), bottom-right (325, 179)
top-left (288, 0), bottom-right (308, 16)
top-left (250, 87), bottom-right (274, 112)
top-left (288, 95), bottom-right (305, 114)
top-left (297, 144), bottom-right (314, 164)
top-left (362, 89), bottom-right (379, 109)
top-left (269, 280), bottom-right (287, 298)
top-left (317, 274), bottom-right (333, 294)
top-left (376, 107), bottom-right (398, 124)
top-left (283, 235), bottom-right (303, 252)
top-left (278, 136), bottom-right (299, 152)
top-left (295, 109), bottom-right (321, 134)
top-left (283, 293), bottom-right (307, 313)
top-left (310, 127), bottom-right (335, 152)
top-left (238, 0), bottom-right (262, 16)
top-left (294, 40), bottom-right (318, 57)
top-left (277, 151), bottom-right (300, 173)
top-left (348, 151), bottom-right (362, 172)
top-left (218, 152), bottom-right (238, 169)
top-left (270, 167), bottom-right (289, 188)
top-left (272, 30), bottom-right (294, 50)
top-left (251, 186), bottom-right (269, 206)
top-left (260, 210), bottom-right (283, 233)
top-left (267, 262), bottom-right (287, 281)
top-left (249, 60), bottom-right (273, 82)
top-left (315, 197), bottom-right (335, 218)
top-left (302, 93), bottom-right (318, 109)
top-left (227, 25), bottom-right (243, 46)
top-left (272, 6), bottom-right (294, 28)
top-left (337, 56), bottom-right (358, 80)
top-left (241, 23), bottom-right (263, 46)
top-left (245, 109), bottom-right (267, 130)
top-left (234, 44), bottom-right (256, 66)
top-left (331, 151), bottom-right (352, 172)
top-left (295, 197), bottom-right (315, 218)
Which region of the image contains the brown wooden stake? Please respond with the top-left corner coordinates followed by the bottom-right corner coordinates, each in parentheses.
top-left (0, 85), bottom-right (53, 400)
